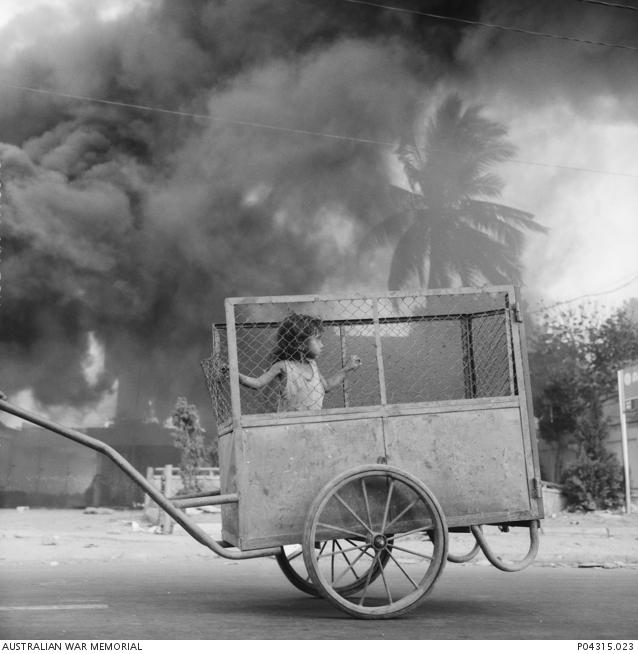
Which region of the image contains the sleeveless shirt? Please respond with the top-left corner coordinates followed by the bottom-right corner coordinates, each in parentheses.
top-left (278, 360), bottom-right (325, 412)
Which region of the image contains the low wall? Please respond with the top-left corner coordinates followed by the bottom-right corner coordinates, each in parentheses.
top-left (542, 483), bottom-right (567, 515)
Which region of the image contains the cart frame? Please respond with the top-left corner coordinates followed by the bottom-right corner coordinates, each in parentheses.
top-left (213, 285), bottom-right (543, 552)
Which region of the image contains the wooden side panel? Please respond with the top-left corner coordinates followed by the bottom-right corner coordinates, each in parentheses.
top-left (235, 419), bottom-right (384, 550)
top-left (218, 432), bottom-right (239, 545)
top-left (220, 404), bottom-right (540, 549)
top-left (385, 407), bottom-right (536, 525)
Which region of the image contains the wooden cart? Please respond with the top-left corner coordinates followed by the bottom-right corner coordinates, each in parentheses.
top-left (0, 285), bottom-right (543, 620)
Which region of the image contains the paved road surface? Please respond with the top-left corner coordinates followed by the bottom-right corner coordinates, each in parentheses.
top-left (1, 558), bottom-right (637, 640)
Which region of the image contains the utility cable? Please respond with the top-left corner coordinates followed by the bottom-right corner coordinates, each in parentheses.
top-left (3, 81), bottom-right (638, 180)
top-left (0, 83), bottom-right (393, 148)
top-left (342, 0), bottom-right (638, 52)
top-left (579, 0), bottom-right (638, 12)
top-left (530, 271), bottom-right (638, 313)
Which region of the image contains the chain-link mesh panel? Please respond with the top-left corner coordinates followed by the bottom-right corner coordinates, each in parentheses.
top-left (202, 290), bottom-right (518, 430)
top-left (471, 312), bottom-right (517, 397)
top-left (375, 293), bottom-right (514, 404)
top-left (201, 325), bottom-right (232, 429)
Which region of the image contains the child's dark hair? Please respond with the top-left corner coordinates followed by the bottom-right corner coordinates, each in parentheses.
top-left (272, 313), bottom-right (323, 362)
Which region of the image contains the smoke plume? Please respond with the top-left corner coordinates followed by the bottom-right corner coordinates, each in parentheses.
top-left (1, 0), bottom-right (636, 426)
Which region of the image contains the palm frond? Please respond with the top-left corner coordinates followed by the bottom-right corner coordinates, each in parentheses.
top-left (457, 205), bottom-right (526, 254)
top-left (387, 219), bottom-right (431, 290)
top-left (425, 94), bottom-right (462, 150)
top-left (465, 173), bottom-right (504, 199)
top-left (388, 185), bottom-right (426, 217)
top-left (357, 208), bottom-right (413, 256)
top-left (449, 223), bottom-right (523, 284)
top-left (357, 211), bottom-right (411, 256)
top-left (466, 200), bottom-right (547, 233)
top-left (357, 187), bottom-right (427, 259)
top-left (427, 221), bottom-right (458, 288)
top-left (463, 217), bottom-right (525, 255)
top-left (426, 95), bottom-right (515, 169)
top-left (396, 146), bottom-right (425, 193)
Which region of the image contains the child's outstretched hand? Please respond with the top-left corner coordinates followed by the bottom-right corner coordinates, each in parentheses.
top-left (211, 362), bottom-right (229, 382)
top-left (346, 355), bottom-right (362, 371)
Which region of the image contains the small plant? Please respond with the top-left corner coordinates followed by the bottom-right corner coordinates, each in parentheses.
top-left (169, 397), bottom-right (215, 495)
top-left (562, 452), bottom-right (624, 511)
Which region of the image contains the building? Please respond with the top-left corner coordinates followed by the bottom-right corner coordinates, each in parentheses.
top-left (0, 420), bottom-right (180, 508)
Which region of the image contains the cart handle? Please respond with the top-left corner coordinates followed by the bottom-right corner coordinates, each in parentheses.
top-left (470, 521), bottom-right (540, 572)
top-left (0, 395), bottom-right (279, 561)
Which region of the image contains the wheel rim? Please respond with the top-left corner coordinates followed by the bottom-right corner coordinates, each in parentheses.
top-left (303, 466), bottom-right (447, 619)
top-left (276, 544), bottom-right (320, 596)
top-left (276, 540), bottom-right (391, 597)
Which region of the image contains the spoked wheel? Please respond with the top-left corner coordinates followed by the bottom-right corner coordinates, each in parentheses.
top-left (303, 465), bottom-right (448, 619)
top-left (276, 540), bottom-right (392, 597)
top-left (276, 544), bottom-right (320, 596)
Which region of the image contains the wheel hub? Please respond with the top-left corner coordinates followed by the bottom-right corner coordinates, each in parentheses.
top-left (372, 534), bottom-right (387, 550)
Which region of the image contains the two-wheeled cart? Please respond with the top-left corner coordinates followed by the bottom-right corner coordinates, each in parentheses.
top-left (0, 286), bottom-right (543, 619)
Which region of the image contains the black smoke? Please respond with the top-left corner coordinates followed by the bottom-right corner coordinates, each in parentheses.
top-left (0, 0), bottom-right (635, 425)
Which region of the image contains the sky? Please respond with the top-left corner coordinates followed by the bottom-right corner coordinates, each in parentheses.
top-left (1, 0), bottom-right (638, 428)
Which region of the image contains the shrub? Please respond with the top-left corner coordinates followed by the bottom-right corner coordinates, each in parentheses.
top-left (170, 397), bottom-right (215, 494)
top-left (561, 452), bottom-right (625, 511)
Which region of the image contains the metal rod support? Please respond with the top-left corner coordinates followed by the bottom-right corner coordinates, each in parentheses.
top-left (172, 494), bottom-right (239, 509)
top-left (168, 488), bottom-right (222, 500)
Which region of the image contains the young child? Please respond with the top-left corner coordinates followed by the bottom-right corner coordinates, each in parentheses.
top-left (237, 313), bottom-right (361, 412)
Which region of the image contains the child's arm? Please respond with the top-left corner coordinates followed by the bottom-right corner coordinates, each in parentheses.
top-left (237, 361), bottom-right (285, 390)
top-left (321, 355), bottom-right (362, 392)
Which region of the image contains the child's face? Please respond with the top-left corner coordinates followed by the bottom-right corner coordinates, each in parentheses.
top-left (306, 333), bottom-right (324, 359)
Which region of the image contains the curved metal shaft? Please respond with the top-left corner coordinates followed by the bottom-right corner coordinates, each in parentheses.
top-left (447, 527), bottom-right (482, 563)
top-left (0, 397), bottom-right (278, 560)
top-left (447, 540), bottom-right (481, 564)
top-left (470, 521), bottom-right (540, 572)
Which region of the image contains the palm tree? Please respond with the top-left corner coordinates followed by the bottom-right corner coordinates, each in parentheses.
top-left (360, 94), bottom-right (547, 290)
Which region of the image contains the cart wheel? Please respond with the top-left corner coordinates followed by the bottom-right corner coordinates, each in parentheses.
top-left (447, 527), bottom-right (482, 563)
top-left (276, 544), bottom-right (319, 597)
top-left (276, 540), bottom-right (392, 597)
top-left (303, 465), bottom-right (448, 619)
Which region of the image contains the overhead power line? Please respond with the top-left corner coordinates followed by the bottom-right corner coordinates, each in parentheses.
top-left (0, 83), bottom-right (393, 147)
top-left (3, 81), bottom-right (638, 180)
top-left (530, 271), bottom-right (638, 313)
top-left (498, 157), bottom-right (638, 179)
top-left (579, 0), bottom-right (638, 12)
top-left (342, 0), bottom-right (638, 52)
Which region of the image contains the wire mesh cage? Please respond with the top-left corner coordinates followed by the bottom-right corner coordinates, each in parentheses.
top-left (202, 288), bottom-right (518, 432)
